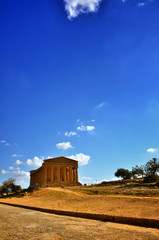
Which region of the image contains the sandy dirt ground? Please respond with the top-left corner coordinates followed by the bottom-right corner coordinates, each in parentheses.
top-left (1, 188), bottom-right (159, 220)
top-left (0, 204), bottom-right (159, 240)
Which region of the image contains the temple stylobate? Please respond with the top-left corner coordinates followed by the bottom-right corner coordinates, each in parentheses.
top-left (30, 156), bottom-right (81, 187)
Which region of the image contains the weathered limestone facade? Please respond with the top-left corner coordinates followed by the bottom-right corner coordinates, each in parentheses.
top-left (30, 156), bottom-right (80, 187)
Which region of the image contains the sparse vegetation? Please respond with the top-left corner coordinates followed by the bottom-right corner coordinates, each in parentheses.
top-left (114, 158), bottom-right (159, 183)
top-left (131, 165), bottom-right (145, 178)
top-left (0, 187), bottom-right (159, 220)
top-left (0, 178), bottom-right (21, 197)
top-left (144, 158), bottom-right (159, 182)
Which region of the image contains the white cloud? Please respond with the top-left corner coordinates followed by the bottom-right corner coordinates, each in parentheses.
top-left (9, 166), bottom-right (20, 170)
top-left (26, 156), bottom-right (44, 167)
top-left (64, 0), bottom-right (102, 19)
top-left (56, 142), bottom-right (73, 150)
top-left (12, 170), bottom-right (30, 185)
top-left (67, 153), bottom-right (90, 166)
top-left (95, 102), bottom-right (107, 109)
top-left (77, 125), bottom-right (95, 132)
top-left (0, 169), bottom-right (9, 174)
top-left (147, 148), bottom-right (157, 153)
top-left (77, 125), bottom-right (86, 131)
top-left (0, 140), bottom-right (10, 146)
top-left (86, 126), bottom-right (95, 131)
top-left (65, 131), bottom-right (77, 137)
top-left (12, 154), bottom-right (23, 157)
top-left (9, 166), bottom-right (14, 170)
top-left (138, 2), bottom-right (145, 7)
top-left (83, 176), bottom-right (92, 180)
top-left (122, 0), bottom-right (154, 7)
top-left (15, 160), bottom-right (23, 165)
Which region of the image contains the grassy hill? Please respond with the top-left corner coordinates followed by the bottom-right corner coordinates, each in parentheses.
top-left (0, 185), bottom-right (159, 220)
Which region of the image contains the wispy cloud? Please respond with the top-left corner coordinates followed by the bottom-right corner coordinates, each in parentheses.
top-left (0, 140), bottom-right (10, 146)
top-left (64, 0), bottom-right (102, 19)
top-left (65, 131), bottom-right (77, 137)
top-left (147, 148), bottom-right (157, 153)
top-left (9, 166), bottom-right (14, 170)
top-left (12, 154), bottom-right (23, 157)
top-left (95, 102), bottom-right (107, 109)
top-left (9, 166), bottom-right (20, 170)
top-left (77, 125), bottom-right (95, 132)
top-left (137, 0), bottom-right (155, 8)
top-left (101, 177), bottom-right (119, 182)
top-left (67, 153), bottom-right (90, 166)
top-left (56, 142), bottom-right (73, 150)
top-left (123, 0), bottom-right (154, 7)
top-left (5, 143), bottom-right (10, 146)
top-left (138, 2), bottom-right (145, 7)
top-left (83, 176), bottom-right (92, 180)
top-left (0, 169), bottom-right (9, 174)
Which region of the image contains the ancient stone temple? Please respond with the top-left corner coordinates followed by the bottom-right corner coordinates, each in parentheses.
top-left (30, 156), bottom-right (80, 187)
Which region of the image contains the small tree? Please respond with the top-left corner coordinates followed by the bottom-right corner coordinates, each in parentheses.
top-left (144, 158), bottom-right (159, 182)
top-left (115, 168), bottom-right (131, 180)
top-left (131, 167), bottom-right (137, 179)
top-left (131, 165), bottom-right (145, 178)
top-left (12, 184), bottom-right (21, 193)
top-left (0, 178), bottom-right (21, 195)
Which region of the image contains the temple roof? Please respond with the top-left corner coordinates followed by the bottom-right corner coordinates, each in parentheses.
top-left (44, 156), bottom-right (78, 162)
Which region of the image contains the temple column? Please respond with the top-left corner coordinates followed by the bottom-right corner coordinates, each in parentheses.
top-left (70, 167), bottom-right (73, 182)
top-left (73, 168), bottom-right (76, 182)
top-left (44, 167), bottom-right (47, 185)
top-left (74, 168), bottom-right (77, 182)
top-left (64, 167), bottom-right (67, 182)
top-left (51, 167), bottom-right (53, 183)
top-left (76, 168), bottom-right (78, 182)
top-left (57, 167), bottom-right (60, 182)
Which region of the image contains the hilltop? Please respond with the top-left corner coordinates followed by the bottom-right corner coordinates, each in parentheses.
top-left (0, 184), bottom-right (159, 220)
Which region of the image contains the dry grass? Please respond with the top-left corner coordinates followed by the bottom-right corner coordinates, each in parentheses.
top-left (1, 187), bottom-right (159, 220)
top-left (72, 184), bottom-right (159, 197)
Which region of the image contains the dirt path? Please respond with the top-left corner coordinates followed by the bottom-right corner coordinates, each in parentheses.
top-left (0, 204), bottom-right (159, 240)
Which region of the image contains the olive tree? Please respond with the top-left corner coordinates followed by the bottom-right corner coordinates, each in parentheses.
top-left (131, 165), bottom-right (145, 178)
top-left (144, 158), bottom-right (159, 182)
top-left (115, 168), bottom-right (132, 180)
top-left (0, 178), bottom-right (21, 195)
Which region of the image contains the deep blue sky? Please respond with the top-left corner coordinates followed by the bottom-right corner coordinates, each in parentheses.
top-left (1, 0), bottom-right (159, 187)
